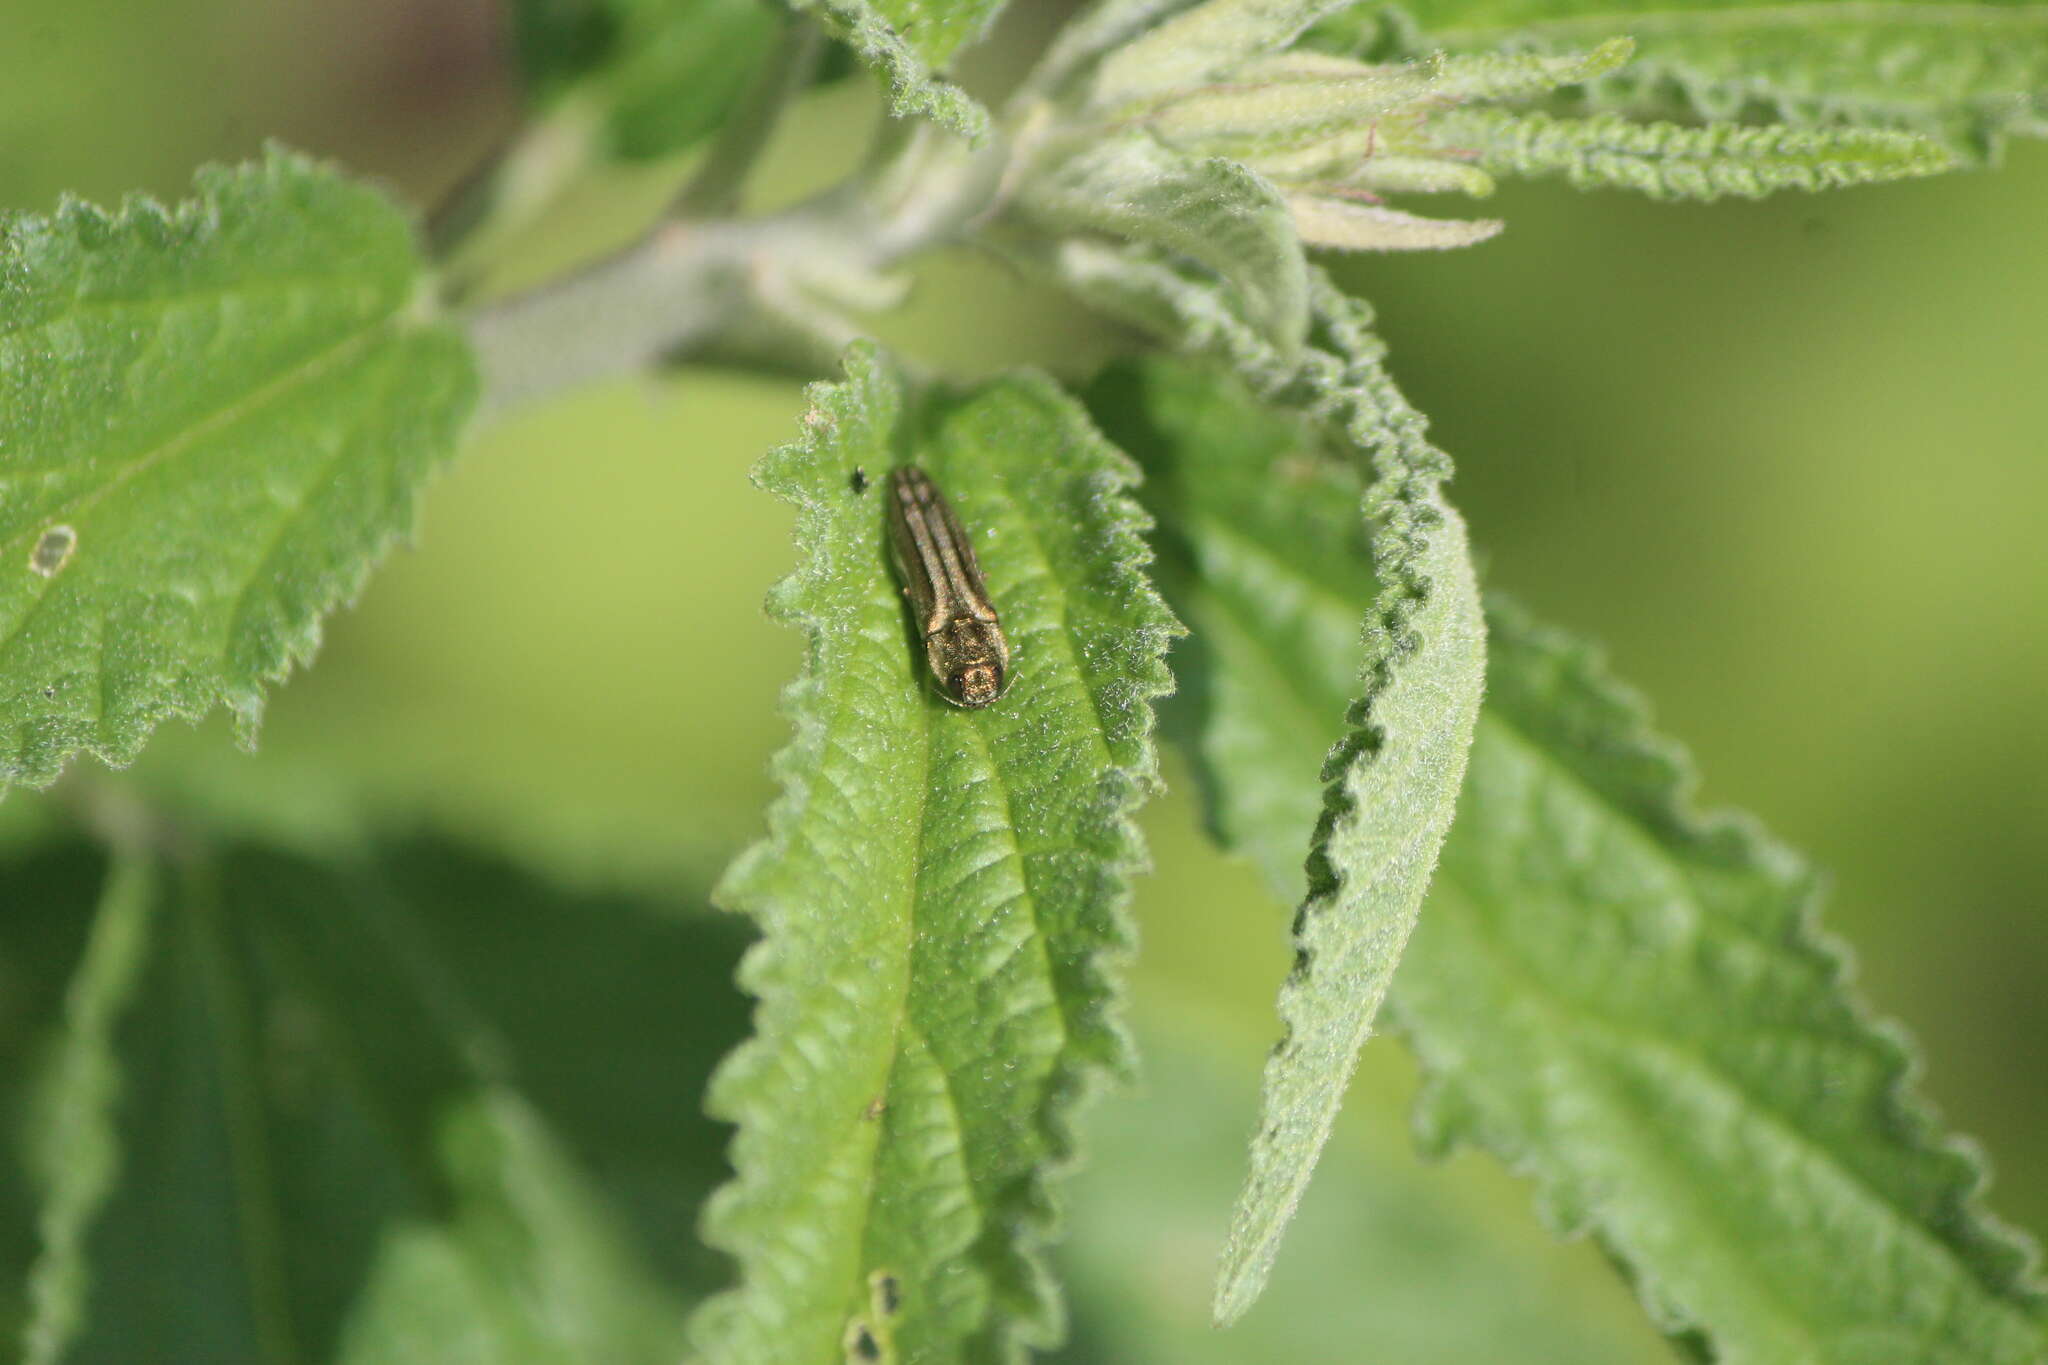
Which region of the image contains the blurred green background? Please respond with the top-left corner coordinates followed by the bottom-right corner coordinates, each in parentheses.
top-left (3, 1), bottom-right (2043, 1359)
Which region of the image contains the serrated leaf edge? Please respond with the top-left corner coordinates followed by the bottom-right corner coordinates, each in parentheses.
top-left (695, 345), bottom-right (1182, 1360)
top-left (1396, 595), bottom-right (2048, 1345)
top-left (0, 145), bottom-right (477, 792)
top-left (801, 0), bottom-right (992, 139)
top-left (1211, 271), bottom-right (1486, 1322)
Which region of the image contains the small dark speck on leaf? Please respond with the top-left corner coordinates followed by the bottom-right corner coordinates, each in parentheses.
top-left (844, 1320), bottom-right (882, 1363)
top-left (30, 524), bottom-right (76, 577)
top-left (852, 465), bottom-right (869, 494)
top-left (871, 1269), bottom-right (902, 1317)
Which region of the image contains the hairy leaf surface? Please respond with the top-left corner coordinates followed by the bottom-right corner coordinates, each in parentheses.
top-left (1092, 0), bottom-right (1362, 106)
top-left (1429, 107), bottom-right (1956, 199)
top-left (1403, 603), bottom-right (2048, 1363)
top-left (0, 150), bottom-right (476, 796)
top-left (795, 0), bottom-right (1005, 136)
top-left (1077, 270), bottom-right (1485, 1325)
top-left (1310, 4), bottom-right (2048, 159)
top-left (1016, 134), bottom-right (1309, 350)
top-left (10, 835), bottom-right (725, 1365)
top-left (694, 348), bottom-right (1179, 1363)
top-left (508, 0), bottom-right (780, 159)
top-left (1320, 0), bottom-right (2048, 36)
top-left (1076, 365), bottom-right (2048, 1357)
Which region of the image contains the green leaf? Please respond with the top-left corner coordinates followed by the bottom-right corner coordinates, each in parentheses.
top-left (20, 852), bottom-right (154, 1365)
top-left (1320, 0), bottom-right (2048, 39)
top-left (693, 347), bottom-right (1180, 1363)
top-left (1120, 39), bottom-right (1629, 212)
top-left (1070, 395), bottom-right (2048, 1357)
top-left (335, 1090), bottom-right (687, 1365)
top-left (1400, 600), bottom-right (2048, 1362)
top-left (1026, 0), bottom-right (1210, 100)
top-left (508, 0), bottom-right (781, 159)
top-left (0, 842), bottom-right (102, 1344)
top-left (1285, 194), bottom-right (1503, 250)
top-left (1555, 6), bottom-right (2048, 156)
top-left (1085, 358), bottom-right (1378, 909)
top-left (0, 149), bottom-right (477, 796)
top-left (1082, 332), bottom-right (1486, 1326)
top-left (1429, 106), bottom-right (1957, 199)
top-left (795, 0), bottom-right (1004, 137)
top-left (1092, 0), bottom-right (1362, 107)
top-left (8, 832), bottom-right (730, 1364)
top-left (1140, 53), bottom-right (1445, 157)
top-left (1015, 133), bottom-right (1309, 350)
top-left (1310, 5), bottom-right (2048, 160)
top-left (1055, 1026), bottom-right (1659, 1364)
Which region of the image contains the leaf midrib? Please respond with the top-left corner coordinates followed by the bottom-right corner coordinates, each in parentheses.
top-left (0, 314), bottom-right (406, 677)
top-left (844, 478), bottom-right (1128, 1343)
top-left (0, 311), bottom-right (400, 564)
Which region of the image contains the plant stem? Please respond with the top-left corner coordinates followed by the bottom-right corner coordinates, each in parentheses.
top-left (465, 127), bottom-right (1011, 418)
top-left (428, 97), bottom-right (606, 303)
top-left (672, 15), bottom-right (827, 221)
top-left (465, 218), bottom-right (755, 417)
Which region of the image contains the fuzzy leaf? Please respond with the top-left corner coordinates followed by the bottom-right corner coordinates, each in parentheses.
top-left (795, 0), bottom-right (1005, 137)
top-left (1080, 335), bottom-right (1485, 1326)
top-left (1429, 106), bottom-right (1958, 199)
top-left (1136, 40), bottom-right (1630, 195)
top-left (1093, 0), bottom-right (1361, 106)
top-left (1016, 133), bottom-right (1309, 350)
top-left (1027, 0), bottom-right (1210, 99)
top-left (1066, 376), bottom-right (2048, 1358)
top-left (8, 834), bottom-right (725, 1365)
top-left (1143, 61), bottom-right (1443, 157)
top-left (1286, 195), bottom-right (1503, 249)
top-left (692, 348), bottom-right (1179, 1363)
top-left (1311, 4), bottom-right (2048, 159)
top-left (1423, 35), bottom-right (1634, 100)
top-left (0, 149), bottom-right (477, 796)
top-left (1319, 0), bottom-right (2047, 37)
top-left (1084, 358), bottom-right (1379, 907)
top-left (1548, 6), bottom-right (2048, 156)
top-left (1135, 39), bottom-right (1629, 157)
top-left (1400, 601), bottom-right (2048, 1362)
top-left (507, 0), bottom-right (780, 159)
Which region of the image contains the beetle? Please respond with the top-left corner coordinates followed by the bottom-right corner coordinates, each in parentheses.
top-left (884, 466), bottom-right (1011, 708)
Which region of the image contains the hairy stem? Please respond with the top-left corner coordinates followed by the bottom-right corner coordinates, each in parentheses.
top-left (464, 127), bottom-right (1009, 417)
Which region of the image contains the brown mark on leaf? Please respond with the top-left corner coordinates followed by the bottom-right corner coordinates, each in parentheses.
top-left (869, 1268), bottom-right (903, 1318)
top-left (843, 1318), bottom-right (883, 1363)
top-left (29, 524), bottom-right (77, 578)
